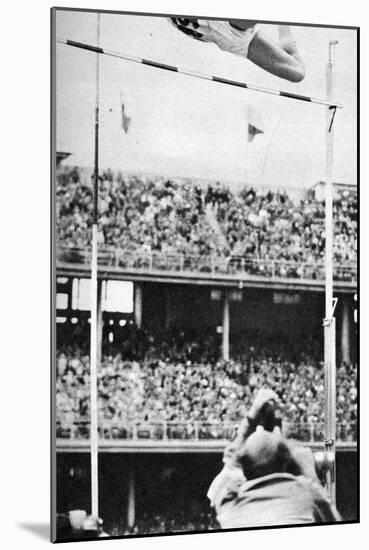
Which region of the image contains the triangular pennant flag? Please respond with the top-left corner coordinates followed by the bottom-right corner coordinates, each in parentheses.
top-left (248, 104), bottom-right (264, 142)
top-left (120, 91), bottom-right (131, 133)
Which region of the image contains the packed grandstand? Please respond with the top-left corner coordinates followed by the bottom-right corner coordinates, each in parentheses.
top-left (56, 166), bottom-right (357, 281)
top-left (55, 166), bottom-right (357, 535)
top-left (56, 166), bottom-right (357, 445)
top-left (56, 327), bottom-right (357, 443)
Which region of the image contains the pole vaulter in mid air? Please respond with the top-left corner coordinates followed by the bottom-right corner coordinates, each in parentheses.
top-left (169, 18), bottom-right (305, 82)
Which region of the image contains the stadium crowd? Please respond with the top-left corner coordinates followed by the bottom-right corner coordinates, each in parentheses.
top-left (56, 508), bottom-right (218, 539)
top-left (57, 167), bottom-right (215, 259)
top-left (56, 327), bottom-right (357, 442)
top-left (118, 512), bottom-right (219, 536)
top-left (56, 167), bottom-right (357, 279)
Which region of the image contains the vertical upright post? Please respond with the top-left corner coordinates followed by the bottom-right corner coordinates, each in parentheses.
top-left (324, 316), bottom-right (336, 502)
top-left (324, 40), bottom-right (338, 504)
top-left (340, 297), bottom-right (351, 364)
top-left (97, 279), bottom-right (103, 366)
top-left (127, 466), bottom-right (136, 529)
top-left (134, 283), bottom-right (143, 329)
top-left (90, 12), bottom-right (101, 518)
top-left (222, 289), bottom-right (230, 361)
top-left (244, 105), bottom-right (249, 185)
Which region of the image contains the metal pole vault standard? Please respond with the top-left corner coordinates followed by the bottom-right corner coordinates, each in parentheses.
top-left (324, 40), bottom-right (338, 505)
top-left (57, 39), bottom-right (343, 109)
top-left (90, 13), bottom-right (100, 518)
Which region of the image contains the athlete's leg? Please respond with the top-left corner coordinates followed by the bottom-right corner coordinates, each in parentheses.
top-left (247, 26), bottom-right (305, 82)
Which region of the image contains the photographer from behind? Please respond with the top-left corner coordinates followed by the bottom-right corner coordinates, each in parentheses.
top-left (207, 389), bottom-right (340, 528)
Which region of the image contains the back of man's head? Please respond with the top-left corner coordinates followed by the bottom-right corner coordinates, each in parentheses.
top-left (237, 429), bottom-right (293, 480)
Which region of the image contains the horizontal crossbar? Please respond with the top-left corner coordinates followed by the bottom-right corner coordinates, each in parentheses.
top-left (58, 39), bottom-right (343, 109)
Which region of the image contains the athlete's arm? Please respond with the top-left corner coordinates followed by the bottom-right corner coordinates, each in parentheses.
top-left (247, 26), bottom-right (305, 82)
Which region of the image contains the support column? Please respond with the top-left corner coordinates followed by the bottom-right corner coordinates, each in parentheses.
top-left (341, 298), bottom-right (351, 364)
top-left (222, 289), bottom-right (230, 361)
top-left (127, 465), bottom-right (135, 529)
top-left (165, 287), bottom-right (173, 332)
top-left (134, 283), bottom-right (143, 329)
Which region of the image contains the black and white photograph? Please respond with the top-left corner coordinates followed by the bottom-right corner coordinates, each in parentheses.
top-left (51, 7), bottom-right (358, 542)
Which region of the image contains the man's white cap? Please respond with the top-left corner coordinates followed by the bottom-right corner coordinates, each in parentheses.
top-left (68, 509), bottom-right (87, 530)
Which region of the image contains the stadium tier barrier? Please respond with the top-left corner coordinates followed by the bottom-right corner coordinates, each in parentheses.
top-left (56, 420), bottom-right (357, 443)
top-left (57, 246), bottom-right (357, 283)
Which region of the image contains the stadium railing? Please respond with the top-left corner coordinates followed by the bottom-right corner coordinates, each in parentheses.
top-left (57, 246), bottom-right (357, 283)
top-left (56, 420), bottom-right (357, 443)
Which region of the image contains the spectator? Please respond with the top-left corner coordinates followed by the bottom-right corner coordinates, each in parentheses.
top-left (207, 389), bottom-right (340, 528)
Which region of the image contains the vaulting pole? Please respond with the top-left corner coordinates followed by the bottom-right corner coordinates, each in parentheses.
top-left (90, 12), bottom-right (100, 518)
